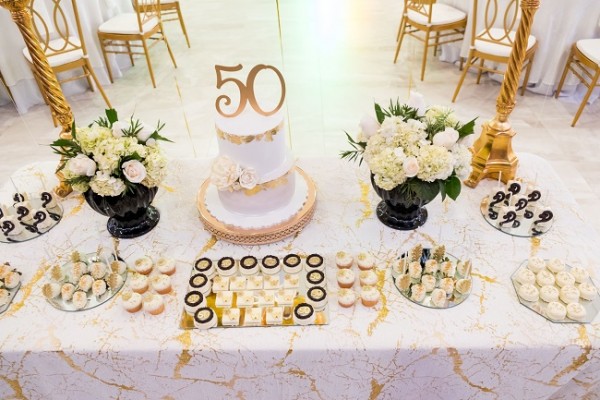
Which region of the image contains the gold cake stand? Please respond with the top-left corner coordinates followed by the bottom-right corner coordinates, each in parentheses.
top-left (197, 167), bottom-right (317, 245)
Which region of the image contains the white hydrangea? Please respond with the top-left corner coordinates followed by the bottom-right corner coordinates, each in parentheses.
top-left (89, 171), bottom-right (126, 197)
top-left (142, 146), bottom-right (167, 188)
top-left (76, 125), bottom-right (112, 154)
top-left (416, 145), bottom-right (454, 182)
top-left (451, 143), bottom-right (472, 180)
top-left (367, 147), bottom-right (407, 189)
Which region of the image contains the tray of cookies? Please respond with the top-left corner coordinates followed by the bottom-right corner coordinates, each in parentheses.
top-left (180, 253), bottom-right (329, 329)
top-left (512, 257), bottom-right (599, 323)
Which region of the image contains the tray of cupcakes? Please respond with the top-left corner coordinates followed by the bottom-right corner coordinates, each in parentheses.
top-left (42, 249), bottom-right (128, 311)
top-left (390, 244), bottom-right (473, 309)
top-left (512, 257), bottom-right (599, 323)
top-left (480, 178), bottom-right (553, 237)
top-left (334, 251), bottom-right (382, 309)
top-left (0, 262), bottom-right (23, 315)
top-left (0, 192), bottom-right (62, 243)
top-left (180, 253), bottom-right (329, 329)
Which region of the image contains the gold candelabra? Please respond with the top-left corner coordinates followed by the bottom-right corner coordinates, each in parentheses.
top-left (1, 0), bottom-right (74, 197)
top-left (465, 0), bottom-right (541, 187)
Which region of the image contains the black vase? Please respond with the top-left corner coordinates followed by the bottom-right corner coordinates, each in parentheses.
top-left (370, 175), bottom-right (434, 230)
top-left (84, 185), bottom-right (160, 239)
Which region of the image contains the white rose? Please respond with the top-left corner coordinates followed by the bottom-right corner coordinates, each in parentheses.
top-left (111, 120), bottom-right (129, 137)
top-left (407, 91), bottom-right (426, 116)
top-left (432, 127), bottom-right (459, 149)
top-left (67, 154), bottom-right (97, 177)
top-left (403, 156), bottom-right (419, 177)
top-left (137, 123), bottom-right (155, 142)
top-left (211, 156), bottom-right (241, 190)
top-left (121, 160), bottom-right (147, 183)
top-left (358, 115), bottom-right (380, 140)
top-left (238, 168), bottom-right (258, 189)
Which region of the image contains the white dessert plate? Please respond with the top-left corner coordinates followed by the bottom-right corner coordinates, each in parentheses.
top-left (480, 197), bottom-right (553, 238)
top-left (511, 260), bottom-right (600, 324)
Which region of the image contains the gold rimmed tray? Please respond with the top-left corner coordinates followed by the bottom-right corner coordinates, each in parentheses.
top-left (197, 167), bottom-right (317, 245)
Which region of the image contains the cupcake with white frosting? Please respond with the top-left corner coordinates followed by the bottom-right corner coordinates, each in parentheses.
top-left (360, 285), bottom-right (380, 307)
top-left (143, 293), bottom-right (164, 315)
top-left (337, 289), bottom-right (357, 308)
top-left (130, 273), bottom-right (149, 294)
top-left (335, 251), bottom-right (353, 269)
top-left (357, 252), bottom-right (375, 271)
top-left (134, 256), bottom-right (153, 275)
top-left (121, 290), bottom-right (142, 313)
top-left (359, 270), bottom-right (377, 287)
top-left (156, 257), bottom-right (176, 276)
top-left (151, 274), bottom-right (172, 295)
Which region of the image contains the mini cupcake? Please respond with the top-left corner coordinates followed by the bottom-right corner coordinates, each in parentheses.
top-left (4, 270), bottom-right (21, 289)
top-left (306, 270), bottom-right (325, 287)
top-left (156, 257), bottom-right (176, 276)
top-left (305, 254), bottom-right (324, 272)
top-left (184, 290), bottom-right (205, 314)
top-left (335, 251), bottom-right (353, 269)
top-left (92, 280), bottom-right (107, 297)
top-left (570, 266), bottom-right (590, 284)
top-left (121, 290), bottom-right (143, 313)
top-left (134, 256), bottom-right (153, 275)
top-left (439, 277), bottom-right (455, 295)
top-left (356, 252), bottom-right (375, 270)
top-left (559, 285), bottom-right (580, 304)
top-left (337, 269), bottom-right (356, 289)
top-left (89, 262), bottom-right (107, 280)
top-left (430, 288), bottom-right (447, 308)
top-left (307, 286), bottom-right (327, 311)
top-left (410, 284), bottom-right (426, 303)
top-left (261, 255), bottom-right (281, 275)
top-left (61, 283), bottom-right (76, 301)
top-left (424, 259), bottom-right (438, 275)
top-left (151, 274), bottom-right (172, 295)
top-left (194, 307), bottom-right (217, 329)
top-left (518, 284), bottom-right (539, 302)
top-left (360, 285), bottom-right (380, 307)
top-left (282, 254), bottom-right (302, 274)
top-left (194, 257), bottom-right (216, 278)
top-left (555, 271), bottom-right (575, 288)
top-left (293, 303), bottom-right (315, 325)
top-left (217, 257), bottom-right (237, 276)
top-left (539, 285), bottom-right (559, 303)
top-left (359, 270), bottom-right (377, 287)
top-left (337, 289), bottom-right (357, 308)
top-left (42, 282), bottom-right (61, 299)
top-left (515, 268), bottom-right (536, 285)
top-left (395, 274), bottom-right (411, 292)
top-left (546, 301), bottom-right (567, 320)
top-left (107, 273), bottom-right (124, 291)
top-left (71, 290), bottom-right (88, 310)
top-left (546, 258), bottom-right (565, 274)
top-left (189, 273), bottom-right (211, 295)
top-left (239, 256), bottom-right (259, 276)
top-left (110, 260), bottom-right (127, 275)
top-left (455, 278), bottom-right (472, 295)
top-left (78, 274), bottom-right (94, 292)
top-left (566, 302), bottom-right (587, 321)
top-left (408, 261), bottom-right (422, 280)
top-left (421, 275), bottom-right (437, 293)
top-left (578, 282), bottom-right (598, 301)
top-left (527, 257), bottom-right (546, 273)
top-left (130, 273), bottom-right (149, 294)
top-left (143, 293), bottom-right (165, 315)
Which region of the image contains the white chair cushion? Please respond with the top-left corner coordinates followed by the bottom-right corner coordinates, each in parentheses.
top-left (407, 4), bottom-right (466, 26)
top-left (98, 13), bottom-right (159, 35)
top-left (474, 28), bottom-right (537, 58)
top-left (22, 37), bottom-right (84, 67)
top-left (576, 39), bottom-right (600, 65)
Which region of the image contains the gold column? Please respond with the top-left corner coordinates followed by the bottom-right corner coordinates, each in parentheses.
top-left (465, 0), bottom-right (541, 187)
top-left (0, 0), bottom-right (73, 197)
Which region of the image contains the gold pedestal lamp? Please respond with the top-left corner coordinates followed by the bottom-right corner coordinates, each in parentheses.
top-left (465, 0), bottom-right (541, 187)
top-left (1, 0), bottom-right (74, 197)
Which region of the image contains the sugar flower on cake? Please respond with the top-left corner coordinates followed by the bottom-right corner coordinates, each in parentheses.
top-left (210, 156), bottom-right (259, 191)
top-left (51, 109), bottom-right (171, 197)
top-left (342, 92), bottom-right (476, 201)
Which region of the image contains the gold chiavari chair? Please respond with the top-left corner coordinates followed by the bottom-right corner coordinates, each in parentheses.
top-left (26, 0), bottom-right (111, 125)
top-left (555, 39), bottom-right (600, 127)
top-left (452, 0), bottom-right (538, 102)
top-left (394, 0), bottom-right (467, 81)
top-left (98, 0), bottom-right (177, 88)
top-left (0, 71), bottom-right (14, 103)
top-left (137, 0), bottom-right (190, 48)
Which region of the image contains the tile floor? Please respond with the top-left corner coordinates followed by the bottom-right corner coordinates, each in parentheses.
top-left (0, 0), bottom-right (599, 232)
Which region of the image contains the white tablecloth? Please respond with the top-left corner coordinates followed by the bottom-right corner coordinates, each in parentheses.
top-left (0, 0), bottom-right (133, 113)
top-left (440, 0), bottom-right (600, 96)
top-left (0, 155), bottom-right (599, 399)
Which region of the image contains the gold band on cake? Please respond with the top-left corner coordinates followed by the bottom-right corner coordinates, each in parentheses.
top-left (242, 169), bottom-right (292, 196)
top-left (216, 121), bottom-right (284, 145)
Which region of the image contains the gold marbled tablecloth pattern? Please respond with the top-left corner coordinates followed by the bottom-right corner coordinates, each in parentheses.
top-left (0, 154), bottom-right (599, 399)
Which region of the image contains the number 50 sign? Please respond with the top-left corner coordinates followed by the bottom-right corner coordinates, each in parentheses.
top-left (215, 64), bottom-right (286, 118)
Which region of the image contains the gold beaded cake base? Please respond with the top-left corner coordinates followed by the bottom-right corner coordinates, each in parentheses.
top-left (197, 167), bottom-right (317, 245)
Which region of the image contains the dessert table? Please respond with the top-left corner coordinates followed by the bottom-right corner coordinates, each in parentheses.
top-left (1, 154), bottom-right (599, 399)
top-left (0, 0), bottom-right (133, 113)
top-left (439, 0), bottom-right (600, 96)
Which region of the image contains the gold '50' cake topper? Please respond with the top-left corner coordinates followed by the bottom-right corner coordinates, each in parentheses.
top-left (215, 64), bottom-right (286, 117)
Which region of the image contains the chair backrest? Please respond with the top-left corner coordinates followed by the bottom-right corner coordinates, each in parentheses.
top-left (29, 0), bottom-right (86, 57)
top-left (133, 0), bottom-right (162, 32)
top-left (470, 0), bottom-right (521, 49)
top-left (405, 0), bottom-right (436, 24)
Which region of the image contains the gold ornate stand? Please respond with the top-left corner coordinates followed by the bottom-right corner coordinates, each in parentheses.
top-left (1, 0), bottom-right (74, 197)
top-left (465, 0), bottom-right (541, 187)
top-left (197, 168), bottom-right (317, 245)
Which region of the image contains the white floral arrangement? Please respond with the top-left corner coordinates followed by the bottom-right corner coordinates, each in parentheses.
top-left (342, 93), bottom-right (476, 202)
top-left (51, 109), bottom-right (171, 197)
top-left (210, 155), bottom-right (258, 191)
